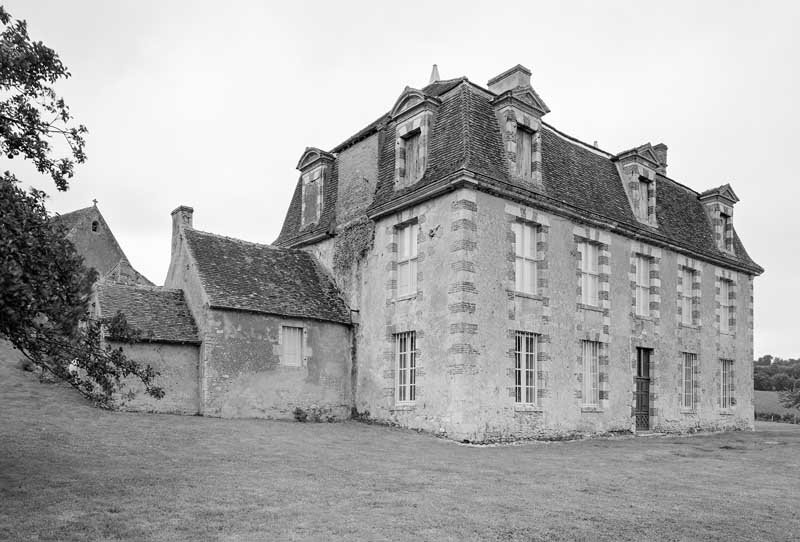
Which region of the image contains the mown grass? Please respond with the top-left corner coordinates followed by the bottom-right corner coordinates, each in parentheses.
top-left (755, 389), bottom-right (797, 416)
top-left (1, 342), bottom-right (799, 541)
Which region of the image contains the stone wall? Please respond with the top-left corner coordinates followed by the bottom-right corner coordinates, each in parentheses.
top-left (200, 310), bottom-right (351, 420)
top-left (345, 187), bottom-right (755, 441)
top-left (113, 341), bottom-right (200, 414)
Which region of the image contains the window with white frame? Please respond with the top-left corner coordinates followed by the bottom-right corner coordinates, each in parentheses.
top-left (719, 278), bottom-right (734, 333)
top-left (403, 131), bottom-right (422, 184)
top-left (637, 180), bottom-right (650, 220)
top-left (680, 267), bottom-right (697, 325)
top-left (720, 359), bottom-right (734, 408)
top-left (582, 340), bottom-right (600, 407)
top-left (579, 242), bottom-right (599, 306)
top-left (396, 222), bottom-right (419, 297)
top-left (682, 352), bottom-right (696, 410)
top-left (281, 326), bottom-right (304, 367)
top-left (395, 331), bottom-right (416, 404)
top-left (512, 221), bottom-right (538, 295)
top-left (514, 331), bottom-right (539, 404)
top-left (635, 255), bottom-right (651, 317)
top-left (515, 127), bottom-right (534, 178)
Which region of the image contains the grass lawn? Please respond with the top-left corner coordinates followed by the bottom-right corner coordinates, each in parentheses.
top-left (755, 389), bottom-right (798, 417)
top-left (1, 343), bottom-right (799, 541)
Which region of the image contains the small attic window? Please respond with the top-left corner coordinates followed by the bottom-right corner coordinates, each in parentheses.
top-left (637, 180), bottom-right (651, 220)
top-left (720, 212), bottom-right (732, 251)
top-left (403, 130), bottom-right (422, 184)
top-left (91, 220), bottom-right (99, 232)
top-left (301, 166), bottom-right (324, 228)
top-left (515, 126), bottom-right (534, 178)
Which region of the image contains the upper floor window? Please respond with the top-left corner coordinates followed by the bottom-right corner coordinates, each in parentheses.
top-left (680, 267), bottom-right (697, 326)
top-left (514, 331), bottom-right (539, 405)
top-left (403, 130), bottom-right (423, 184)
top-left (515, 127), bottom-right (534, 178)
top-left (579, 241), bottom-right (599, 306)
top-left (719, 278), bottom-right (734, 333)
top-left (720, 213), bottom-right (732, 251)
top-left (396, 222), bottom-right (419, 298)
top-left (395, 331), bottom-right (416, 404)
top-left (301, 167), bottom-right (324, 228)
top-left (512, 222), bottom-right (538, 295)
top-left (635, 255), bottom-right (651, 317)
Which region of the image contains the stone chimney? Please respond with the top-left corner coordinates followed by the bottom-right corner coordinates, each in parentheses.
top-left (170, 205), bottom-right (193, 258)
top-left (429, 64), bottom-right (440, 84)
top-left (488, 64), bottom-right (532, 95)
top-left (653, 143), bottom-right (668, 175)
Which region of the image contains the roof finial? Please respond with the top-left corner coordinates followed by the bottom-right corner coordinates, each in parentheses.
top-left (429, 64), bottom-right (440, 84)
top-left (92, 198), bottom-right (98, 207)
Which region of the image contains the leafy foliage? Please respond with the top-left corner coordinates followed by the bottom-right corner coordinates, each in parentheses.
top-left (0, 6), bottom-right (87, 191)
top-left (753, 355), bottom-right (800, 392)
top-left (1, 175), bottom-right (164, 404)
top-left (0, 7), bottom-right (162, 404)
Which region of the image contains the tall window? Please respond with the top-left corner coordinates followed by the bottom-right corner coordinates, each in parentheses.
top-left (397, 222), bottom-right (419, 297)
top-left (680, 267), bottom-right (696, 325)
top-left (403, 131), bottom-right (422, 183)
top-left (637, 180), bottom-right (650, 219)
top-left (515, 128), bottom-right (533, 177)
top-left (281, 326), bottom-right (304, 367)
top-left (635, 255), bottom-right (650, 317)
top-left (301, 168), bottom-right (323, 227)
top-left (514, 331), bottom-right (538, 404)
top-left (720, 213), bottom-right (732, 251)
top-left (720, 359), bottom-right (734, 409)
top-left (512, 222), bottom-right (538, 295)
top-left (719, 278), bottom-right (733, 333)
top-left (395, 331), bottom-right (416, 404)
top-left (582, 340), bottom-right (600, 407)
top-left (682, 353), bottom-right (696, 410)
top-left (579, 242), bottom-right (599, 306)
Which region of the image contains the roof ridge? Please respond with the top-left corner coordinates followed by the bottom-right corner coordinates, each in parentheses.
top-left (460, 84), bottom-right (472, 170)
top-left (98, 282), bottom-right (182, 293)
top-left (541, 122), bottom-right (614, 158)
top-left (187, 228), bottom-right (280, 251)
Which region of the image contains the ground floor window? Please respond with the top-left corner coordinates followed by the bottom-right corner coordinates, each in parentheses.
top-left (582, 341), bottom-right (600, 407)
top-left (514, 331), bottom-right (539, 404)
top-left (682, 353), bottom-right (696, 410)
top-left (395, 331), bottom-right (416, 403)
top-left (281, 326), bottom-right (304, 367)
top-left (721, 359), bottom-right (734, 408)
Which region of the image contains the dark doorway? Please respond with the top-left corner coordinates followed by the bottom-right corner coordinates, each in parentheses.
top-left (635, 348), bottom-right (652, 431)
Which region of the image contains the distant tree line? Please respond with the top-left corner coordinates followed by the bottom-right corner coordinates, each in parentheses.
top-left (753, 355), bottom-right (800, 392)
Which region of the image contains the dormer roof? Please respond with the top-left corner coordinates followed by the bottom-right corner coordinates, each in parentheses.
top-left (612, 143), bottom-right (662, 169)
top-left (389, 87), bottom-right (441, 120)
top-left (699, 183), bottom-right (740, 204)
top-left (296, 147), bottom-right (335, 171)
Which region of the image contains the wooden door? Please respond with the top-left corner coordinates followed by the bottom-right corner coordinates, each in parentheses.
top-left (635, 348), bottom-right (651, 431)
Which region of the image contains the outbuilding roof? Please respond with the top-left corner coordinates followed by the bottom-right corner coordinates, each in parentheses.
top-left (183, 229), bottom-right (351, 324)
top-left (96, 284), bottom-right (199, 344)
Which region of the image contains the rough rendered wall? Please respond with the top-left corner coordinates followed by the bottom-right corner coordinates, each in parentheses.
top-left (201, 310), bottom-right (351, 420)
top-left (65, 208), bottom-right (126, 277)
top-left (113, 342), bottom-right (200, 414)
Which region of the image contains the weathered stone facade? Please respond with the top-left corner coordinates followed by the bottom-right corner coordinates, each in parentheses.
top-left (275, 63), bottom-right (763, 442)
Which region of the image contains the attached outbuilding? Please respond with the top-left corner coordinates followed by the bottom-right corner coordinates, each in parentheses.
top-left (165, 206), bottom-right (353, 420)
top-left (95, 283), bottom-right (201, 414)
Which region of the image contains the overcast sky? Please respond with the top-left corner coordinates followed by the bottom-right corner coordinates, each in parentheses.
top-left (3, 1), bottom-right (798, 357)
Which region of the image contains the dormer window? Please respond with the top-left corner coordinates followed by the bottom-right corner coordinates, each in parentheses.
top-left (515, 127), bottom-right (534, 178)
top-left (403, 130), bottom-right (423, 184)
top-left (698, 184), bottom-right (739, 255)
top-left (721, 213), bottom-right (732, 251)
top-left (637, 179), bottom-right (651, 220)
top-left (301, 167), bottom-right (324, 227)
top-left (390, 88), bottom-right (440, 190)
top-left (295, 147), bottom-right (334, 231)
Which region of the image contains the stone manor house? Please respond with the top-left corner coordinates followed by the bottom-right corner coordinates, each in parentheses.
top-left (92, 64), bottom-right (762, 442)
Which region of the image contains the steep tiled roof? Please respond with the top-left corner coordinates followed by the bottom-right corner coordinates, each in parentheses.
top-left (96, 284), bottom-right (199, 344)
top-left (274, 159), bottom-right (339, 247)
top-left (276, 77), bottom-right (762, 275)
top-left (184, 229), bottom-right (351, 324)
top-left (52, 206), bottom-right (93, 233)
